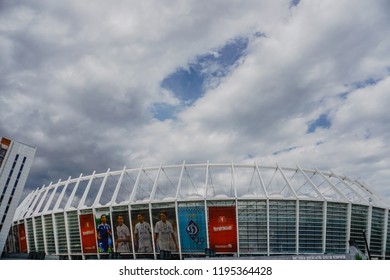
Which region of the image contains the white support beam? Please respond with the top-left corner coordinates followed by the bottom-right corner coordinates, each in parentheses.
top-left (32, 216), bottom-right (38, 252)
top-left (367, 205), bottom-right (373, 249)
top-left (129, 164), bottom-right (144, 203)
top-left (331, 172), bottom-right (368, 204)
top-left (42, 214), bottom-right (48, 254)
top-left (346, 203), bottom-right (352, 253)
top-left (64, 211), bottom-right (71, 258)
top-left (25, 187), bottom-right (44, 218)
top-left (64, 174), bottom-right (83, 210)
top-left (266, 198), bottom-right (270, 256)
top-left (204, 161), bottom-right (210, 199)
top-left (14, 191), bottom-right (34, 221)
top-left (33, 185), bottom-right (51, 216)
top-left (92, 168), bottom-right (110, 208)
top-left (42, 179), bottom-right (62, 214)
top-left (255, 162), bottom-right (269, 199)
top-left (52, 213), bottom-right (59, 255)
top-left (149, 163), bottom-right (163, 202)
top-left (297, 165), bottom-right (326, 201)
top-left (149, 202), bottom-right (156, 260)
top-left (316, 169), bottom-right (350, 203)
top-left (235, 197), bottom-right (240, 257)
top-left (322, 201), bottom-right (327, 253)
top-left (78, 171), bottom-right (96, 209)
top-left (53, 177), bottom-right (71, 211)
top-left (174, 161), bottom-right (186, 200)
top-left (111, 166), bottom-right (126, 205)
top-left (232, 161), bottom-right (238, 199)
top-left (174, 201), bottom-right (182, 260)
top-left (277, 164), bottom-right (298, 199)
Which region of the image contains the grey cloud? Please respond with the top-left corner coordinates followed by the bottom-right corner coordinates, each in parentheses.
top-left (1, 0), bottom-right (390, 202)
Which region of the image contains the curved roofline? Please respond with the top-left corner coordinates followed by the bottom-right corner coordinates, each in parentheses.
top-left (14, 162), bottom-right (389, 221)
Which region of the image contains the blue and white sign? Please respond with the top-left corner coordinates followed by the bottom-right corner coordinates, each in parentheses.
top-left (178, 206), bottom-right (207, 253)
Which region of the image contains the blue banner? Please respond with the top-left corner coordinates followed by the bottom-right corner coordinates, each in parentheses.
top-left (178, 206), bottom-right (207, 253)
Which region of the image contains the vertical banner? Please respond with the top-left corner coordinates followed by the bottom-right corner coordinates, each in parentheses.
top-left (132, 209), bottom-right (153, 254)
top-left (95, 209), bottom-right (113, 253)
top-left (79, 213), bottom-right (97, 253)
top-left (208, 206), bottom-right (237, 252)
top-left (112, 210), bottom-right (132, 253)
top-left (178, 206), bottom-right (207, 253)
top-left (152, 207), bottom-right (179, 254)
top-left (18, 223), bottom-right (27, 253)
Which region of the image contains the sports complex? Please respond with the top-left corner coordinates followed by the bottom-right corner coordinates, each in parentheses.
top-left (6, 162), bottom-right (390, 259)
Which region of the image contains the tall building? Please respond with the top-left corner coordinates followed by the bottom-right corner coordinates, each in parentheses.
top-left (0, 137), bottom-right (36, 256)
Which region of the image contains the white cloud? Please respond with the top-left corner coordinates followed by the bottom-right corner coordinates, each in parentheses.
top-left (1, 0), bottom-right (390, 200)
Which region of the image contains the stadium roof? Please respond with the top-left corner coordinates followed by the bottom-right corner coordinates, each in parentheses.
top-left (14, 162), bottom-right (389, 221)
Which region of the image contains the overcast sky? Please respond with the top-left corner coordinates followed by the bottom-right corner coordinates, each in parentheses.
top-left (1, 0), bottom-right (390, 200)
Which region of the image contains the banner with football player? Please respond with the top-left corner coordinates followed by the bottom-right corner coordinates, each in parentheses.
top-left (94, 209), bottom-right (113, 253)
top-left (112, 210), bottom-right (132, 253)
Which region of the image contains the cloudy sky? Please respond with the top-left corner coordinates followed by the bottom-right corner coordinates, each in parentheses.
top-left (1, 0), bottom-right (390, 199)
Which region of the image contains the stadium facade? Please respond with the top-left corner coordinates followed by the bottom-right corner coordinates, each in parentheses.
top-left (7, 162), bottom-right (390, 259)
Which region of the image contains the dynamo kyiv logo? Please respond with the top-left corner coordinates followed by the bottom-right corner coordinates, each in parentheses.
top-left (185, 220), bottom-right (205, 245)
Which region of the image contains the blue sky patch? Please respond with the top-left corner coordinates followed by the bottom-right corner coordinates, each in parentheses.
top-left (290, 0), bottom-right (301, 7)
top-left (350, 77), bottom-right (382, 89)
top-left (338, 92), bottom-right (349, 99)
top-left (157, 36), bottom-right (249, 121)
top-left (273, 146), bottom-right (300, 156)
top-left (151, 103), bottom-right (178, 121)
top-left (307, 113), bottom-right (332, 133)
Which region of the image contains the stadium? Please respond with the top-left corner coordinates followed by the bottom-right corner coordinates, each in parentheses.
top-left (6, 162), bottom-right (390, 259)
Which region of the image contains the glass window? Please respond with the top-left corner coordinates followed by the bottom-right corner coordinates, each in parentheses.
top-left (268, 200), bottom-right (296, 254)
top-left (370, 207), bottom-right (385, 257)
top-left (67, 211), bottom-right (82, 253)
top-left (299, 201), bottom-right (323, 253)
top-left (238, 200), bottom-right (267, 254)
top-left (326, 202), bottom-right (348, 254)
top-left (26, 218), bottom-right (35, 252)
top-left (34, 216), bottom-right (44, 252)
top-left (350, 204), bottom-right (368, 253)
top-left (44, 215), bottom-right (55, 254)
top-left (386, 210), bottom-right (390, 258)
top-left (54, 212), bottom-right (68, 254)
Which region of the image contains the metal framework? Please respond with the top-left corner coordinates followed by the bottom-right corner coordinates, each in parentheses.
top-left (10, 162), bottom-right (390, 259)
